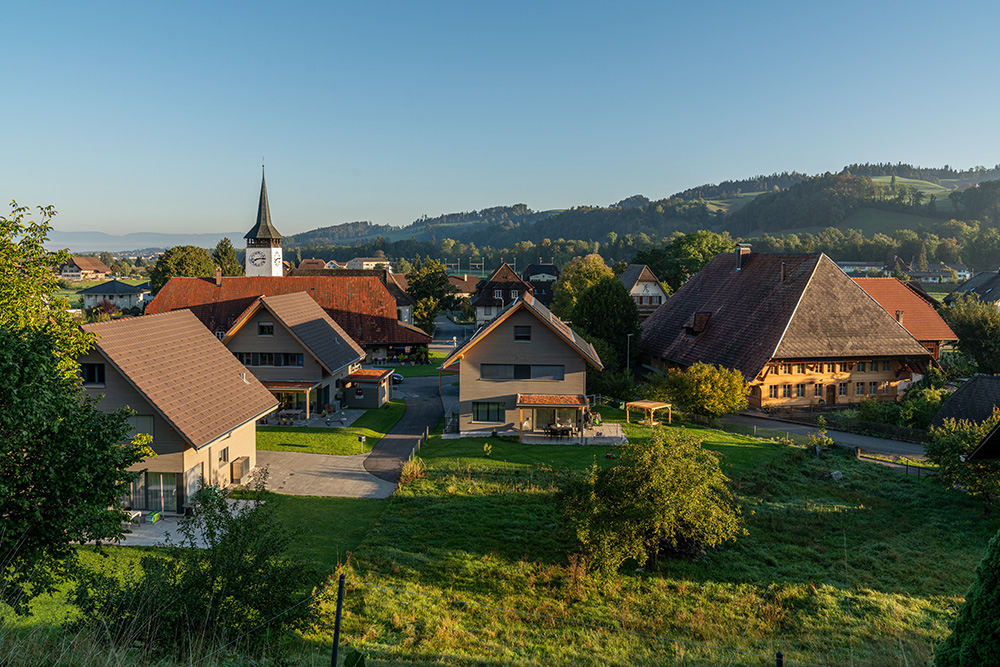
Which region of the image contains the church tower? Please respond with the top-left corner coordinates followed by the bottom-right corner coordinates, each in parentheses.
top-left (244, 171), bottom-right (283, 277)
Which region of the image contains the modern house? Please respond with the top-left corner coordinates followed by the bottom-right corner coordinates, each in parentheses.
top-left (60, 256), bottom-right (111, 282)
top-left (521, 263), bottom-right (560, 307)
top-left (852, 277), bottom-right (957, 360)
top-left (944, 270), bottom-right (1000, 307)
top-left (146, 273), bottom-right (430, 360)
top-left (440, 295), bottom-right (604, 442)
top-left (618, 264), bottom-right (669, 322)
top-left (640, 248), bottom-right (933, 409)
top-left (221, 292), bottom-right (366, 416)
top-left (931, 375), bottom-right (1000, 428)
top-left (80, 310), bottom-right (277, 515)
top-left (79, 279), bottom-right (149, 312)
top-left (346, 257), bottom-right (392, 271)
top-left (470, 263), bottom-right (534, 328)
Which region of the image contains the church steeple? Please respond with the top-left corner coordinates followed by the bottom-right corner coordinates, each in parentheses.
top-left (244, 170), bottom-right (283, 241)
top-left (244, 169), bottom-right (284, 277)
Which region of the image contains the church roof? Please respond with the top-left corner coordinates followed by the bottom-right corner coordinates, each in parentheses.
top-left (244, 173), bottom-right (282, 240)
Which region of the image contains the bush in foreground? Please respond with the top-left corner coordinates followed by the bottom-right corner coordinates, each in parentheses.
top-left (936, 527), bottom-right (1000, 665)
top-left (643, 362), bottom-right (749, 420)
top-left (558, 428), bottom-right (745, 573)
top-left (71, 477), bottom-right (317, 660)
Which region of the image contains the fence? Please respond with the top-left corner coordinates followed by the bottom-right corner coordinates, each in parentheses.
top-left (409, 426), bottom-right (430, 461)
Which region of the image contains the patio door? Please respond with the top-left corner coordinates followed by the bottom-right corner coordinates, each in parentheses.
top-left (148, 473), bottom-right (178, 513)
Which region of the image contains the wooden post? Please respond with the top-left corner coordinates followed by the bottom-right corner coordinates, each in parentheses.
top-left (518, 408), bottom-right (523, 443)
top-left (305, 388), bottom-right (311, 420)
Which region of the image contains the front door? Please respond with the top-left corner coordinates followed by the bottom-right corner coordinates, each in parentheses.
top-left (827, 384), bottom-right (836, 405)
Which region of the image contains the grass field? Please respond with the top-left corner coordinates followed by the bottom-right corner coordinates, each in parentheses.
top-left (312, 422), bottom-right (996, 666)
top-left (394, 350), bottom-right (449, 378)
top-left (257, 399), bottom-right (406, 455)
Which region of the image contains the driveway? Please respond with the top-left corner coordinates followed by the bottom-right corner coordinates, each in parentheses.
top-left (722, 413), bottom-right (927, 458)
top-left (257, 450), bottom-right (396, 498)
top-left (365, 376), bottom-right (445, 483)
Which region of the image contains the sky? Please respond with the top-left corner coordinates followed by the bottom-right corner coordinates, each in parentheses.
top-left (5, 0), bottom-right (1000, 236)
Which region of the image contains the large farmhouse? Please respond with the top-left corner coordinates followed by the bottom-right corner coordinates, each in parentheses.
top-left (640, 247), bottom-right (934, 409)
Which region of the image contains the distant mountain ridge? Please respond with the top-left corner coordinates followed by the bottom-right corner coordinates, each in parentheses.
top-left (46, 230), bottom-right (246, 253)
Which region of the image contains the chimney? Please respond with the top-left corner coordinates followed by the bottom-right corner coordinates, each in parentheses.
top-left (215, 266), bottom-right (223, 287)
top-left (896, 310), bottom-right (904, 323)
top-left (780, 262), bottom-right (787, 283)
top-left (736, 243), bottom-right (751, 271)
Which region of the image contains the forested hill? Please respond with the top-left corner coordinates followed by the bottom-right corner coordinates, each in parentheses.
top-left (286, 221), bottom-right (395, 245)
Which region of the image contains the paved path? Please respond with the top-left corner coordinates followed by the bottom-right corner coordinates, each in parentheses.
top-left (258, 450), bottom-right (396, 498)
top-left (365, 376), bottom-right (445, 483)
top-left (722, 414), bottom-right (927, 458)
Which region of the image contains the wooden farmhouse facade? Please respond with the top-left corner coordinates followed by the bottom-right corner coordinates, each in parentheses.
top-left (639, 247), bottom-right (934, 409)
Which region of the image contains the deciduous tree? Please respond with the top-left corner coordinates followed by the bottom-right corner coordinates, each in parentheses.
top-left (943, 296), bottom-right (1000, 375)
top-left (558, 429), bottom-right (744, 574)
top-left (551, 254), bottom-right (612, 319)
top-left (571, 276), bottom-right (639, 370)
top-left (926, 410), bottom-right (1000, 515)
top-left (644, 362), bottom-right (749, 420)
top-left (936, 527), bottom-right (1000, 665)
top-left (149, 245), bottom-right (216, 292)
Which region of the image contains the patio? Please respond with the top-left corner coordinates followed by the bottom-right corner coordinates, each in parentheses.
top-left (520, 422), bottom-right (626, 445)
top-left (259, 408), bottom-right (365, 429)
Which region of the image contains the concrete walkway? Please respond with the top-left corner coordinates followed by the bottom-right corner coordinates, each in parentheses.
top-left (258, 450), bottom-right (396, 498)
top-left (722, 413), bottom-right (927, 458)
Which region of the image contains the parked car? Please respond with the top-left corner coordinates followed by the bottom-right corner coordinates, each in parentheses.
top-left (391, 373), bottom-right (404, 384)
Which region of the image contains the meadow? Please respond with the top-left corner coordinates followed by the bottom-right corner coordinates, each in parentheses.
top-left (256, 399), bottom-right (406, 455)
top-left (3, 412), bottom-right (995, 666)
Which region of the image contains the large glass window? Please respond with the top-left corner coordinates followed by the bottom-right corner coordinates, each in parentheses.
top-left (481, 364), bottom-right (564, 380)
top-left (127, 472), bottom-right (179, 513)
top-left (472, 402), bottom-right (505, 423)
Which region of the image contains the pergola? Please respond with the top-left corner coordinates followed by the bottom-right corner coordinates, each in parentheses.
top-left (625, 400), bottom-right (672, 426)
top-left (261, 380), bottom-right (322, 419)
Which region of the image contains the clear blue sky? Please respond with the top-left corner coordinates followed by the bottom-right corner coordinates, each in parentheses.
top-left (5, 1), bottom-right (1000, 235)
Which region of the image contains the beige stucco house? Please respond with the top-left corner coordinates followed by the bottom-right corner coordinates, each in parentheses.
top-left (221, 292), bottom-right (366, 416)
top-left (441, 295), bottom-right (603, 442)
top-left (80, 310), bottom-right (277, 515)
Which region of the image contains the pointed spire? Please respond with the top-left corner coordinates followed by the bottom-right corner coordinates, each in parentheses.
top-left (244, 169), bottom-right (283, 240)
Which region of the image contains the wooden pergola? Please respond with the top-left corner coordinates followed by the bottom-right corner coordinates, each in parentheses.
top-left (625, 400), bottom-right (672, 425)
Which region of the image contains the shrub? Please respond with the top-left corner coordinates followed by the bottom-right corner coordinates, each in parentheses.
top-left (643, 362), bottom-right (749, 419)
top-left (926, 410), bottom-right (1000, 515)
top-left (936, 527), bottom-right (1000, 665)
top-left (71, 476), bottom-right (316, 659)
top-left (558, 428), bottom-right (745, 573)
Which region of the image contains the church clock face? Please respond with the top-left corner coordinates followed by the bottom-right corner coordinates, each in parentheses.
top-left (273, 254), bottom-right (282, 267)
top-left (249, 250), bottom-right (266, 267)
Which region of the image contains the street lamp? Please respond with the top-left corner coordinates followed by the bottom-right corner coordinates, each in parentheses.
top-left (626, 333), bottom-right (634, 376)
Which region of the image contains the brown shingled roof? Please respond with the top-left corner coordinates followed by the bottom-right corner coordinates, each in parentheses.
top-left (223, 292), bottom-right (365, 374)
top-left (82, 310), bottom-right (277, 449)
top-left (852, 277), bottom-right (958, 344)
top-left (70, 256), bottom-right (111, 273)
top-left (640, 252), bottom-right (932, 379)
top-left (145, 276), bottom-right (430, 346)
top-left (470, 263), bottom-right (534, 307)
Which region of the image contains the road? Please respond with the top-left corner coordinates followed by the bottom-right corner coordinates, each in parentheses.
top-left (364, 376), bottom-right (445, 483)
top-left (722, 414), bottom-right (927, 458)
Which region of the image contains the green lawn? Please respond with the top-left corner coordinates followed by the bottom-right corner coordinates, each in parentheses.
top-left (306, 420), bottom-right (996, 666)
top-left (257, 399), bottom-right (405, 455)
top-left (393, 350), bottom-right (448, 378)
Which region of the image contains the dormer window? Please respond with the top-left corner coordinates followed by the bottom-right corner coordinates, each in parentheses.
top-left (510, 290), bottom-right (518, 299)
top-left (494, 289), bottom-right (503, 299)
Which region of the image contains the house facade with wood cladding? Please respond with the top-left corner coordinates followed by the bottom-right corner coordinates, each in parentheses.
top-left (639, 247), bottom-right (934, 409)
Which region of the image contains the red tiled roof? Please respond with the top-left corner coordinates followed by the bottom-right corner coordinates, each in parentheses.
top-left (852, 277), bottom-right (958, 343)
top-left (517, 394), bottom-right (589, 407)
top-left (345, 368), bottom-right (393, 381)
top-left (146, 276), bottom-right (430, 346)
top-left (298, 258), bottom-right (328, 269)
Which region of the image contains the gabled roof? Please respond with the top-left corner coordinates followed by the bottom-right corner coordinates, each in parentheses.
top-left (82, 310), bottom-right (277, 449)
top-left (297, 258), bottom-right (328, 270)
top-left (223, 292), bottom-right (364, 374)
top-left (945, 271), bottom-right (1000, 304)
top-left (640, 252), bottom-right (932, 380)
top-left (852, 277), bottom-right (957, 343)
top-left (448, 274), bottom-right (480, 294)
top-left (442, 294), bottom-right (602, 371)
top-left (78, 279), bottom-right (143, 296)
top-left (68, 256), bottom-right (111, 273)
top-left (285, 268), bottom-right (417, 306)
top-left (521, 264), bottom-right (559, 279)
top-left (470, 263), bottom-right (534, 307)
top-left (244, 173), bottom-right (282, 240)
top-left (618, 264), bottom-right (663, 291)
top-left (145, 276), bottom-right (430, 346)
top-left (931, 375), bottom-right (1000, 428)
